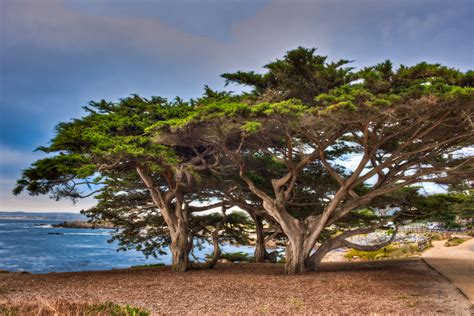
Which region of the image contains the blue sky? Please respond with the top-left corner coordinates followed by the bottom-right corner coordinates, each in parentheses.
top-left (0, 0), bottom-right (473, 212)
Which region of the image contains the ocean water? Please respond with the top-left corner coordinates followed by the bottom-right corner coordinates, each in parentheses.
top-left (0, 219), bottom-right (254, 274)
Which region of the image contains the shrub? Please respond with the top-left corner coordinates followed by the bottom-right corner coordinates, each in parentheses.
top-left (206, 251), bottom-right (253, 262)
top-left (221, 251), bottom-right (254, 262)
top-left (87, 301), bottom-right (150, 315)
top-left (444, 237), bottom-right (467, 247)
top-left (0, 300), bottom-right (150, 316)
top-left (130, 263), bottom-right (165, 269)
top-left (345, 243), bottom-right (422, 260)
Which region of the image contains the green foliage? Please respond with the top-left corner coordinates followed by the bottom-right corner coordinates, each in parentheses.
top-left (13, 46), bottom-right (474, 267)
top-left (13, 95), bottom-right (196, 201)
top-left (413, 192), bottom-right (474, 228)
top-left (425, 232), bottom-right (444, 241)
top-left (444, 237), bottom-right (467, 247)
top-left (87, 302), bottom-right (150, 316)
top-left (0, 301), bottom-right (150, 316)
top-left (345, 243), bottom-right (421, 261)
top-left (192, 211), bottom-right (254, 247)
top-left (130, 263), bottom-right (166, 269)
top-left (207, 251), bottom-right (253, 262)
top-left (13, 154), bottom-right (95, 199)
top-left (241, 121), bottom-right (262, 134)
top-left (222, 46), bottom-right (354, 104)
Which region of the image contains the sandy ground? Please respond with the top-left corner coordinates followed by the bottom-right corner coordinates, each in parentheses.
top-left (423, 237), bottom-right (474, 303)
top-left (1, 259), bottom-right (472, 315)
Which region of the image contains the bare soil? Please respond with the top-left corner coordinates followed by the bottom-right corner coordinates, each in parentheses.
top-left (0, 259), bottom-right (471, 315)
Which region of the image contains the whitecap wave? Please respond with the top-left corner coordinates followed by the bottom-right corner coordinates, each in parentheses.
top-left (65, 244), bottom-right (97, 248)
top-left (36, 224), bottom-right (53, 228)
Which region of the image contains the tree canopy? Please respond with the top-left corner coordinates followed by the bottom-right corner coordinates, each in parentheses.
top-left (14, 47), bottom-right (474, 274)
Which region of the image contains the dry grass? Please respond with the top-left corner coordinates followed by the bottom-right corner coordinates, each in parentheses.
top-left (0, 300), bottom-right (149, 316)
top-left (0, 259), bottom-right (471, 315)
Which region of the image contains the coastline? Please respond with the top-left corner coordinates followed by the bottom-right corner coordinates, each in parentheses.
top-left (51, 221), bottom-right (115, 229)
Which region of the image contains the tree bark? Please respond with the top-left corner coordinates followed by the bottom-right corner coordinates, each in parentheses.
top-left (136, 166), bottom-right (193, 272)
top-left (170, 224), bottom-right (191, 272)
top-left (191, 213), bottom-right (226, 270)
top-left (306, 241), bottom-right (338, 271)
top-left (285, 233), bottom-right (311, 274)
top-left (306, 226), bottom-right (398, 271)
top-left (253, 215), bottom-right (267, 262)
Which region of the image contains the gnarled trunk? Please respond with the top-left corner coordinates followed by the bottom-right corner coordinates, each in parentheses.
top-left (306, 239), bottom-right (340, 271)
top-left (253, 215), bottom-right (267, 262)
top-left (191, 214), bottom-right (224, 270)
top-left (306, 226), bottom-right (399, 271)
top-left (170, 225), bottom-right (191, 272)
top-left (136, 165), bottom-right (194, 272)
top-left (285, 234), bottom-right (311, 274)
top-left (261, 202), bottom-right (318, 274)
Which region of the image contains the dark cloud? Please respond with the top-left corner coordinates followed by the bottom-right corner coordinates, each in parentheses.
top-left (63, 0), bottom-right (272, 42)
top-left (1, 0), bottom-right (472, 211)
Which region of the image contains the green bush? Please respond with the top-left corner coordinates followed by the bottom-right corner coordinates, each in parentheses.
top-left (87, 302), bottom-right (150, 316)
top-left (444, 237), bottom-right (467, 247)
top-left (221, 251), bottom-right (254, 262)
top-left (130, 263), bottom-right (166, 269)
top-left (0, 301), bottom-right (150, 316)
top-left (206, 251), bottom-right (253, 262)
top-left (345, 243), bottom-right (422, 260)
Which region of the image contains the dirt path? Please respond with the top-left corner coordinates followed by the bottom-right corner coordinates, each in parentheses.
top-left (423, 238), bottom-right (474, 304)
top-left (0, 260), bottom-right (471, 315)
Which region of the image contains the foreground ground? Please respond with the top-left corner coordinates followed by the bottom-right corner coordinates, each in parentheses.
top-left (423, 237), bottom-right (474, 303)
top-left (0, 259), bottom-right (471, 315)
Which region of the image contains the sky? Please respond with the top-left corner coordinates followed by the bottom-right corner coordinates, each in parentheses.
top-left (0, 0), bottom-right (473, 212)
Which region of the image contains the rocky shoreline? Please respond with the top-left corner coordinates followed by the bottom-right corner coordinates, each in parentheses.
top-left (51, 221), bottom-right (114, 229)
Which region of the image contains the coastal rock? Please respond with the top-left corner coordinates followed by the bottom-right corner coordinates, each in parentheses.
top-left (348, 232), bottom-right (430, 247)
top-left (52, 221), bottom-right (114, 229)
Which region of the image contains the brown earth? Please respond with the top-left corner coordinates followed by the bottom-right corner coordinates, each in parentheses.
top-left (0, 259), bottom-right (471, 315)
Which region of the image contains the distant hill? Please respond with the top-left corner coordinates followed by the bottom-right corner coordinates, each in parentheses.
top-left (0, 211), bottom-right (87, 221)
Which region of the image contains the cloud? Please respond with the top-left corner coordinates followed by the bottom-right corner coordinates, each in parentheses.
top-left (0, 145), bottom-right (96, 213)
top-left (1, 0), bottom-right (472, 211)
top-left (0, 177), bottom-right (95, 212)
top-left (62, 0), bottom-right (272, 42)
top-left (0, 144), bottom-right (43, 168)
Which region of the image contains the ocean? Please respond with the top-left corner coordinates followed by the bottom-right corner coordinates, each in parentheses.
top-left (0, 219), bottom-right (254, 274)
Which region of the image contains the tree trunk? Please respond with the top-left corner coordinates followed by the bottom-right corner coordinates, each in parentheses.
top-left (191, 215), bottom-right (224, 270)
top-left (253, 215), bottom-right (267, 262)
top-left (285, 234), bottom-right (310, 274)
top-left (170, 225), bottom-right (191, 272)
top-left (135, 166), bottom-right (193, 272)
top-left (306, 240), bottom-right (340, 271)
